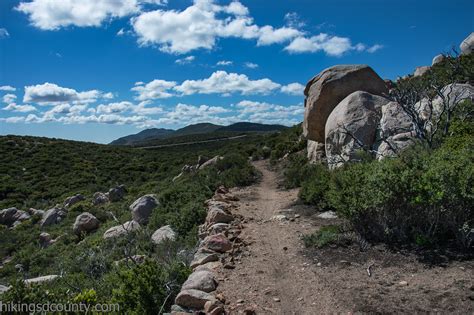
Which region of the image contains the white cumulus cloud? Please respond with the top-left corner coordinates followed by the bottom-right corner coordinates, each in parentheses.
top-left (16, 0), bottom-right (168, 31)
top-left (131, 0), bottom-right (301, 54)
top-left (131, 80), bottom-right (177, 100)
top-left (174, 71), bottom-right (281, 96)
top-left (0, 85), bottom-right (16, 92)
top-left (280, 83), bottom-right (304, 96)
top-left (23, 82), bottom-right (113, 105)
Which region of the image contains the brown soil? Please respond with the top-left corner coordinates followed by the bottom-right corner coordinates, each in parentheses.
top-left (216, 161), bottom-right (474, 314)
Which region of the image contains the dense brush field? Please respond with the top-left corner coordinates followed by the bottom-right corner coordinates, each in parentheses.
top-left (0, 134), bottom-right (273, 313)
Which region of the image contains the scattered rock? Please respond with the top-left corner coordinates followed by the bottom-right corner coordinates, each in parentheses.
top-left (198, 156), bottom-right (223, 170)
top-left (63, 194), bottom-right (85, 208)
top-left (204, 299), bottom-right (224, 315)
top-left (190, 251), bottom-right (219, 269)
top-left (414, 66), bottom-right (430, 77)
top-left (182, 270), bottom-right (217, 293)
top-left (24, 275), bottom-right (59, 285)
top-left (206, 207), bottom-right (233, 225)
top-left (0, 207), bottom-right (30, 227)
top-left (129, 194), bottom-right (159, 225)
top-left (202, 234), bottom-right (232, 253)
top-left (39, 232), bottom-right (53, 248)
top-left (92, 192), bottom-right (109, 205)
top-left (175, 289), bottom-right (217, 309)
top-left (317, 211), bottom-right (338, 219)
top-left (28, 208), bottom-right (45, 217)
top-left (103, 220), bottom-right (141, 239)
top-left (40, 207), bottom-right (66, 228)
top-left (195, 261), bottom-right (222, 272)
top-left (197, 155), bottom-right (209, 167)
top-left (151, 225), bottom-right (176, 245)
top-left (73, 212), bottom-right (100, 235)
top-left (432, 54), bottom-right (446, 66)
top-left (271, 214), bottom-right (287, 221)
top-left (460, 32), bottom-right (474, 55)
top-left (303, 64), bottom-right (388, 143)
top-left (107, 185), bottom-right (126, 202)
top-left (208, 223), bottom-right (230, 235)
top-left (0, 284), bottom-right (10, 294)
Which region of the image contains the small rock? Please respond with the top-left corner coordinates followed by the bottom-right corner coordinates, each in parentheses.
top-left (175, 289), bottom-right (217, 309)
top-left (182, 270), bottom-right (217, 293)
top-left (129, 194), bottom-right (159, 225)
top-left (398, 281), bottom-right (409, 286)
top-left (103, 220), bottom-right (141, 239)
top-left (41, 207), bottom-right (66, 228)
top-left (39, 232), bottom-right (53, 248)
top-left (107, 185), bottom-right (126, 202)
top-left (236, 299), bottom-right (244, 304)
top-left (273, 297), bottom-right (280, 302)
top-left (92, 192), bottom-right (109, 205)
top-left (317, 211), bottom-right (338, 219)
top-left (24, 275), bottom-right (59, 285)
top-left (202, 234), bottom-right (232, 253)
top-left (63, 194), bottom-right (85, 208)
top-left (271, 215), bottom-right (287, 221)
top-left (190, 251), bottom-right (219, 269)
top-left (0, 208), bottom-right (31, 227)
top-left (206, 207), bottom-right (233, 225)
top-left (73, 212), bottom-right (100, 235)
top-left (151, 225), bottom-right (176, 245)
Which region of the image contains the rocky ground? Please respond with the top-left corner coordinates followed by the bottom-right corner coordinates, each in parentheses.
top-left (211, 161), bottom-right (473, 314)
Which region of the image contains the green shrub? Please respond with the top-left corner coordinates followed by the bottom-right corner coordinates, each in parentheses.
top-left (301, 140), bottom-right (474, 249)
top-left (111, 260), bottom-right (190, 315)
top-left (303, 225), bottom-right (346, 248)
top-left (298, 164), bottom-right (331, 210)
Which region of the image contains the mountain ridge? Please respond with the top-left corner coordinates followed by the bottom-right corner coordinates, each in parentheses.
top-left (109, 122), bottom-right (288, 145)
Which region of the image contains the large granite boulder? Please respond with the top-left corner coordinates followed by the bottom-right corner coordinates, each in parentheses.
top-left (103, 220), bottom-right (141, 239)
top-left (151, 225), bottom-right (176, 245)
top-left (40, 207), bottom-right (66, 228)
top-left (303, 64), bottom-right (387, 143)
top-left (325, 91), bottom-right (390, 168)
top-left (129, 194), bottom-right (159, 224)
top-left (307, 140), bottom-right (325, 163)
top-left (414, 66), bottom-right (430, 77)
top-left (73, 212), bottom-right (100, 235)
top-left (0, 208), bottom-right (30, 227)
top-left (460, 32), bottom-right (474, 55)
top-left (375, 101), bottom-right (415, 159)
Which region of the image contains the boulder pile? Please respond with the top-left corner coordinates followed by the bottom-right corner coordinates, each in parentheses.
top-left (171, 186), bottom-right (244, 314)
top-left (303, 32), bottom-right (474, 168)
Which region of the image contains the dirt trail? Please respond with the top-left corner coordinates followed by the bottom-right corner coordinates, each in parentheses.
top-left (217, 161), bottom-right (343, 314)
top-left (216, 161), bottom-right (474, 314)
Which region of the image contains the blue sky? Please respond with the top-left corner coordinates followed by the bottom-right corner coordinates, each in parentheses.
top-left (0, 0), bottom-right (472, 143)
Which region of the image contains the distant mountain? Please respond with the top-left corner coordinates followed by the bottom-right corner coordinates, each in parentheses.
top-left (217, 122), bottom-right (287, 133)
top-left (109, 122), bottom-right (288, 145)
top-left (174, 123), bottom-right (223, 136)
top-left (110, 128), bottom-right (174, 145)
